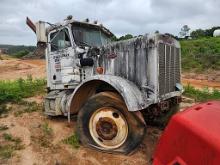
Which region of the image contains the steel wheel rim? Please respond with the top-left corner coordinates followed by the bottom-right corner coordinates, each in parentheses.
top-left (89, 107), bottom-right (128, 149)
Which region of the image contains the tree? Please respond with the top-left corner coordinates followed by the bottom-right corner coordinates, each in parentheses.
top-left (111, 35), bottom-right (118, 41)
top-left (190, 26), bottom-right (220, 39)
top-left (204, 26), bottom-right (220, 37)
top-left (118, 34), bottom-right (133, 41)
top-left (190, 29), bottom-right (205, 39)
top-left (164, 33), bottom-right (178, 40)
top-left (111, 34), bottom-right (134, 41)
top-left (179, 25), bottom-right (190, 38)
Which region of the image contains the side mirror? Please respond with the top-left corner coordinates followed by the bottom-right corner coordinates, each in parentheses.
top-left (35, 21), bottom-right (47, 43)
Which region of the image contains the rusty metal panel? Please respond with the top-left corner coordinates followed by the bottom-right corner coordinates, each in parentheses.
top-left (100, 37), bottom-right (149, 89)
top-left (99, 34), bottom-right (182, 104)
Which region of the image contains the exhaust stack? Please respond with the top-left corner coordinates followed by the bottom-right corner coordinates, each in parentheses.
top-left (26, 17), bottom-right (36, 33)
top-left (26, 17), bottom-right (47, 54)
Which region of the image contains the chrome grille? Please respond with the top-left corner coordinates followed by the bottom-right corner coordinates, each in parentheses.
top-left (158, 43), bottom-right (181, 96)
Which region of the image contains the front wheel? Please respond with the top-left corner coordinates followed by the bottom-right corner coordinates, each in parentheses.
top-left (77, 92), bottom-right (146, 154)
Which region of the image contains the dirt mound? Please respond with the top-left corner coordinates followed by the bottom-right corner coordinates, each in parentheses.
top-left (0, 59), bottom-right (46, 80)
top-left (22, 46), bottom-right (45, 60)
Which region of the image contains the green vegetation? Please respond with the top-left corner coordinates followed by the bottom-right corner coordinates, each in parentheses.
top-left (111, 34), bottom-right (134, 41)
top-left (184, 84), bottom-right (220, 101)
top-left (0, 104), bottom-right (11, 118)
top-left (0, 44), bottom-right (35, 55)
top-left (0, 145), bottom-right (15, 159)
top-left (13, 50), bottom-right (29, 58)
top-left (0, 133), bottom-right (23, 160)
top-left (3, 133), bottom-right (22, 144)
top-left (190, 26), bottom-right (220, 39)
top-left (0, 125), bottom-right (8, 131)
top-left (14, 101), bottom-right (43, 117)
top-left (63, 133), bottom-right (80, 149)
top-left (0, 76), bottom-right (46, 103)
top-left (41, 122), bottom-right (53, 136)
top-left (181, 37), bottom-right (220, 72)
top-left (31, 122), bottom-right (53, 148)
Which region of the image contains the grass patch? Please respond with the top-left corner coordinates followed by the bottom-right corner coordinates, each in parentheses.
top-left (184, 84), bottom-right (220, 101)
top-left (181, 37), bottom-right (220, 72)
top-left (31, 122), bottom-right (53, 148)
top-left (0, 145), bottom-right (14, 159)
top-left (0, 76), bottom-right (46, 103)
top-left (14, 101), bottom-right (43, 117)
top-left (63, 133), bottom-right (80, 149)
top-left (41, 122), bottom-right (53, 136)
top-left (0, 104), bottom-right (11, 118)
top-left (0, 125), bottom-right (8, 131)
top-left (0, 133), bottom-right (24, 160)
top-left (3, 133), bottom-right (21, 144)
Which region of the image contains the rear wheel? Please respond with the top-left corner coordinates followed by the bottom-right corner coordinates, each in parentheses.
top-left (77, 92), bottom-right (146, 154)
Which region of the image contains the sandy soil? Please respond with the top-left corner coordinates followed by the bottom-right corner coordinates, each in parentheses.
top-left (0, 59), bottom-right (45, 80)
top-left (182, 72), bottom-right (220, 90)
top-left (182, 78), bottom-right (220, 90)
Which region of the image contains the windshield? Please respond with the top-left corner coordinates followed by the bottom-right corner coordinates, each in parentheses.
top-left (72, 25), bottom-right (111, 47)
top-left (50, 28), bottom-right (71, 52)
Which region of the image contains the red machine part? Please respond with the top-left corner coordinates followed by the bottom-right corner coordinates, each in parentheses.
top-left (153, 101), bottom-right (220, 165)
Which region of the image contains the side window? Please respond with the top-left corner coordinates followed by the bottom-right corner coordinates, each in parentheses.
top-left (50, 28), bottom-right (71, 52)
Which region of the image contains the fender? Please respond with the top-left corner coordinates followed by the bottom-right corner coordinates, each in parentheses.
top-left (67, 75), bottom-right (149, 115)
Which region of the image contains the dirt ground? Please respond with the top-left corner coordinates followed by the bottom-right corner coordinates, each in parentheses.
top-left (0, 58), bottom-right (45, 80)
top-left (0, 100), bottom-right (160, 165)
top-left (0, 57), bottom-right (213, 165)
top-left (182, 71), bottom-right (220, 90)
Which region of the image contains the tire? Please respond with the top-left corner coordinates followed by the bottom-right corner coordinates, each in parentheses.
top-left (77, 92), bottom-right (146, 154)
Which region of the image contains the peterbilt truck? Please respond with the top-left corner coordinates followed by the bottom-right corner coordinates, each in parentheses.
top-left (27, 16), bottom-right (183, 154)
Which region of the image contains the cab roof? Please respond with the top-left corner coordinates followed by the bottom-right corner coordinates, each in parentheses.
top-left (47, 19), bottom-right (114, 37)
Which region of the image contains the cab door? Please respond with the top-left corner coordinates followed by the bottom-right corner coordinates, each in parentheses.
top-left (48, 27), bottom-right (80, 89)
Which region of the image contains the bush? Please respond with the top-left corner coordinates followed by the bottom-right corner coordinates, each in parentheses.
top-left (0, 77), bottom-right (46, 103)
top-left (13, 50), bottom-right (29, 58)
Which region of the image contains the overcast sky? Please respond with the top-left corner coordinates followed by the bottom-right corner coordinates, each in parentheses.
top-left (0, 0), bottom-right (220, 45)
